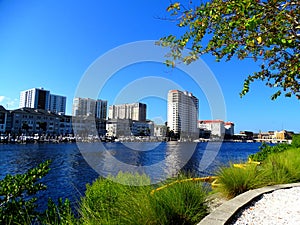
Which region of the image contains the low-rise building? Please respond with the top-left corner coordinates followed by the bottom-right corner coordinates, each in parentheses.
top-left (272, 130), bottom-right (294, 140)
top-left (198, 120), bottom-right (225, 137)
top-left (106, 119), bottom-right (132, 137)
top-left (154, 124), bottom-right (167, 137)
top-left (1, 106), bottom-right (73, 136)
top-left (239, 131), bottom-right (254, 140)
top-left (72, 115), bottom-right (106, 137)
top-left (106, 119), bottom-right (154, 137)
top-left (8, 108), bottom-right (61, 135)
top-left (58, 115), bottom-right (72, 135)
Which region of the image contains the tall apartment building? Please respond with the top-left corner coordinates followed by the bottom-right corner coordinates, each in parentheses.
top-left (19, 88), bottom-right (66, 114)
top-left (108, 102), bottom-right (146, 121)
top-left (20, 88), bottom-right (50, 110)
top-left (72, 97), bottom-right (107, 119)
top-left (167, 90), bottom-right (199, 139)
top-left (49, 94), bottom-right (66, 115)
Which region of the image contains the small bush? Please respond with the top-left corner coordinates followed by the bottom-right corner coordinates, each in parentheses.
top-left (79, 172), bottom-right (154, 225)
top-left (0, 161), bottom-right (51, 224)
top-left (0, 161), bottom-right (77, 225)
top-left (216, 163), bottom-right (263, 199)
top-left (151, 178), bottom-right (209, 225)
top-left (292, 134), bottom-right (300, 148)
top-left (79, 172), bottom-right (209, 225)
top-left (249, 143), bottom-right (289, 162)
top-left (217, 147), bottom-right (300, 198)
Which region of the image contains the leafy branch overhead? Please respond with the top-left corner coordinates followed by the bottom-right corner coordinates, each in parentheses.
top-left (157, 0), bottom-right (300, 99)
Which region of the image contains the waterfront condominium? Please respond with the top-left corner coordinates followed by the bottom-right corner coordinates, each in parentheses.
top-left (72, 97), bottom-right (107, 119)
top-left (49, 94), bottom-right (66, 115)
top-left (20, 88), bottom-right (50, 110)
top-left (19, 88), bottom-right (67, 114)
top-left (167, 90), bottom-right (199, 139)
top-left (108, 102), bottom-right (146, 121)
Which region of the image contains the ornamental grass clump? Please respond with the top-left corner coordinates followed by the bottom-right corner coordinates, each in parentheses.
top-left (217, 144), bottom-right (300, 199)
top-left (79, 172), bottom-right (210, 225)
top-left (216, 163), bottom-right (263, 199)
top-left (150, 178), bottom-right (209, 225)
top-left (79, 172), bottom-right (154, 225)
top-left (262, 147), bottom-right (300, 185)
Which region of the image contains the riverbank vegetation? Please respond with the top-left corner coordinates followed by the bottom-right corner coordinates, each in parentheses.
top-left (216, 135), bottom-right (300, 198)
top-left (1, 135), bottom-right (300, 224)
top-left (79, 173), bottom-right (209, 225)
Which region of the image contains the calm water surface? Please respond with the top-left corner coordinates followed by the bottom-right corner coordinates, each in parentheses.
top-left (0, 142), bottom-right (262, 210)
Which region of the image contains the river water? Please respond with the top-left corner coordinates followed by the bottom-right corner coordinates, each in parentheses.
top-left (0, 141), bottom-right (262, 210)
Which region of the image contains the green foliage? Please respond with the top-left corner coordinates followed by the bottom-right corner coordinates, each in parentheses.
top-left (0, 160), bottom-right (51, 224)
top-left (262, 148), bottom-right (300, 185)
top-left (291, 134), bottom-right (300, 147)
top-left (79, 172), bottom-right (209, 225)
top-left (158, 0), bottom-right (300, 99)
top-left (0, 161), bottom-right (77, 225)
top-left (249, 143), bottom-right (289, 161)
top-left (216, 164), bottom-right (262, 198)
top-left (150, 177), bottom-right (209, 224)
top-left (39, 198), bottom-right (77, 225)
top-left (217, 147), bottom-right (300, 198)
top-left (79, 172), bottom-right (154, 225)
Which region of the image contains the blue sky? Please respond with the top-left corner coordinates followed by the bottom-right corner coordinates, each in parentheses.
top-left (0, 0), bottom-right (299, 133)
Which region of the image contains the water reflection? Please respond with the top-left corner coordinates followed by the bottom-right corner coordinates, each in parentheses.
top-left (0, 142), bottom-right (261, 210)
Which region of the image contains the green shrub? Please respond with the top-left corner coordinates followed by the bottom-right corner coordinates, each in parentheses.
top-left (150, 178), bottom-right (209, 225)
top-left (0, 161), bottom-right (77, 225)
top-left (217, 147), bottom-right (300, 198)
top-left (79, 172), bottom-right (209, 225)
top-left (216, 163), bottom-right (263, 198)
top-left (249, 143), bottom-right (289, 162)
top-left (79, 172), bottom-right (154, 225)
top-left (262, 147), bottom-right (300, 185)
top-left (0, 160), bottom-right (51, 224)
top-left (292, 134), bottom-right (300, 148)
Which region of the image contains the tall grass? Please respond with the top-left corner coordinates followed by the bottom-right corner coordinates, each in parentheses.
top-left (262, 148), bottom-right (300, 185)
top-left (217, 147), bottom-right (300, 198)
top-left (79, 172), bottom-right (209, 225)
top-left (216, 164), bottom-right (263, 198)
top-left (150, 178), bottom-right (209, 225)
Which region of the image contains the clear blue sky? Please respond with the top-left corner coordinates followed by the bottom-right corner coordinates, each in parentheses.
top-left (0, 0), bottom-right (299, 133)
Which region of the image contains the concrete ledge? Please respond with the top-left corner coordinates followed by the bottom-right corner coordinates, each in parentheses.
top-left (198, 183), bottom-right (300, 225)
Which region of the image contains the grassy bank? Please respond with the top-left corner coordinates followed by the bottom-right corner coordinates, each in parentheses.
top-left (216, 135), bottom-right (300, 198)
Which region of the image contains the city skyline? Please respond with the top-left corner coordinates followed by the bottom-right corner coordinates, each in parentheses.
top-left (0, 85), bottom-right (300, 133)
top-left (1, 1), bottom-right (300, 133)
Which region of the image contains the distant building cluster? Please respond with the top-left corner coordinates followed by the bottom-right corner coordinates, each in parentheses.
top-left (0, 87), bottom-right (295, 142)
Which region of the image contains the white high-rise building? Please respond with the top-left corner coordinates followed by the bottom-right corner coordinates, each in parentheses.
top-left (49, 94), bottom-right (66, 115)
top-left (108, 102), bottom-right (146, 121)
top-left (72, 97), bottom-right (107, 119)
top-left (19, 88), bottom-right (67, 114)
top-left (167, 90), bottom-right (199, 139)
top-left (19, 88), bottom-right (50, 110)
